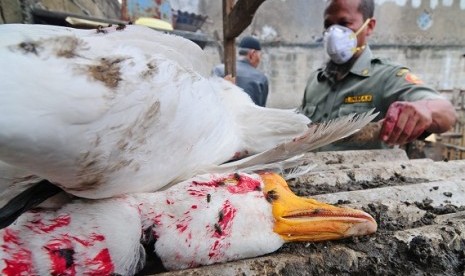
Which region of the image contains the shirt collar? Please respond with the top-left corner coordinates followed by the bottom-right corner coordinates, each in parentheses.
top-left (238, 58), bottom-right (253, 66)
top-left (349, 45), bottom-right (373, 77)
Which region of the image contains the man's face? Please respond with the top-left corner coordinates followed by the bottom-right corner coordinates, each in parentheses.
top-left (323, 0), bottom-right (372, 51)
top-left (249, 50), bottom-right (261, 68)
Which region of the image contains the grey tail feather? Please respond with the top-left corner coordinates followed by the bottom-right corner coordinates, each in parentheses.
top-left (215, 109), bottom-right (378, 173)
top-left (0, 180), bottom-right (62, 229)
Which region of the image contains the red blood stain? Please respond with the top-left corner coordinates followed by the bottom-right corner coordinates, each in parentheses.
top-left (153, 214), bottom-right (162, 226)
top-left (85, 248), bottom-right (114, 274)
top-left (208, 200), bottom-right (236, 258)
top-left (187, 189), bottom-right (206, 197)
top-left (44, 238), bottom-right (76, 275)
top-left (192, 174), bottom-right (260, 194)
top-left (232, 151), bottom-right (242, 159)
top-left (213, 200), bottom-right (236, 238)
top-left (208, 240), bottom-right (220, 258)
top-left (166, 199), bottom-right (173, 205)
top-left (136, 203), bottom-right (144, 216)
top-left (191, 205), bottom-right (197, 209)
top-left (175, 215), bottom-right (192, 234)
top-left (26, 214), bottom-right (71, 233)
top-left (3, 251), bottom-right (33, 276)
top-left (176, 224), bottom-right (188, 233)
top-left (191, 178), bottom-right (222, 188)
top-left (381, 102), bottom-right (402, 140)
top-left (226, 175), bottom-right (261, 194)
top-left (71, 233), bottom-right (105, 247)
top-left (2, 229), bottom-right (34, 275)
top-left (3, 229), bottom-right (20, 245)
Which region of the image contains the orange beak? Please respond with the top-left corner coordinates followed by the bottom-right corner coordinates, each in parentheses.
top-left (260, 173), bottom-right (377, 242)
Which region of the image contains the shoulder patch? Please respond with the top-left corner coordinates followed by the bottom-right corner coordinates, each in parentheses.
top-left (405, 73), bottom-right (424, 84)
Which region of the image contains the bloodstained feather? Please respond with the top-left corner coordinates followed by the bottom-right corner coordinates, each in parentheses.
top-left (26, 214), bottom-right (71, 233)
top-left (226, 175), bottom-right (261, 194)
top-left (208, 200), bottom-right (236, 258)
top-left (71, 233), bottom-right (105, 247)
top-left (85, 248), bottom-right (114, 274)
top-left (2, 229), bottom-right (33, 275)
top-left (187, 189), bottom-right (207, 197)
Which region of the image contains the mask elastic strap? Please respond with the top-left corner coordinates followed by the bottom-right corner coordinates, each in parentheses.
top-left (354, 18), bottom-right (371, 36)
top-left (351, 19), bottom-right (371, 54)
top-left (353, 45), bottom-right (366, 53)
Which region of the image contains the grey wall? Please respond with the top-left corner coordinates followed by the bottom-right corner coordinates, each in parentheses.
top-left (193, 0), bottom-right (465, 108)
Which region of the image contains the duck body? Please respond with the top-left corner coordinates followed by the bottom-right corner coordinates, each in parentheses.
top-left (0, 24), bottom-right (310, 198)
top-left (0, 172), bottom-right (376, 274)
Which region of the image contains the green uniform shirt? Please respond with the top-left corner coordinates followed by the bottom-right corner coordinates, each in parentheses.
top-left (300, 46), bottom-right (444, 151)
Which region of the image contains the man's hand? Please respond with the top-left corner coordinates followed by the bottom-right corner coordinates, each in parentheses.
top-left (380, 101), bottom-right (433, 145)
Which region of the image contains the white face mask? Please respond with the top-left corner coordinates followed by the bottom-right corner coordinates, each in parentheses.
top-left (323, 19), bottom-right (371, 64)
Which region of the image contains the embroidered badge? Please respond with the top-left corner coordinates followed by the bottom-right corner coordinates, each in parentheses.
top-left (344, 95), bottom-right (373, 104)
top-left (405, 73), bottom-right (424, 84)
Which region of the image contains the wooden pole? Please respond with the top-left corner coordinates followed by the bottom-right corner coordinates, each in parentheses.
top-left (222, 0), bottom-right (267, 77)
top-left (121, 0), bottom-right (128, 21)
top-left (223, 0), bottom-right (236, 77)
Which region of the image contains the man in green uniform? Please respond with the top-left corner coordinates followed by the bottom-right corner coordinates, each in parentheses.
top-left (300, 0), bottom-right (457, 150)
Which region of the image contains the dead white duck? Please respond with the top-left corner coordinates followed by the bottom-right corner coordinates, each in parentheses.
top-left (0, 172), bottom-right (377, 275)
top-left (0, 23), bottom-right (376, 225)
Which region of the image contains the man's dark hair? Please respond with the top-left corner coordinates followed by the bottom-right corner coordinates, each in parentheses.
top-left (238, 49), bottom-right (250, 56)
top-left (358, 0), bottom-right (374, 20)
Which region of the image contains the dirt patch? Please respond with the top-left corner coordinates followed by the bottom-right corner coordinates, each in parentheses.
top-left (288, 174), bottom-right (428, 197)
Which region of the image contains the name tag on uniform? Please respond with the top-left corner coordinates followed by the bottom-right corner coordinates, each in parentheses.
top-left (344, 95), bottom-right (373, 104)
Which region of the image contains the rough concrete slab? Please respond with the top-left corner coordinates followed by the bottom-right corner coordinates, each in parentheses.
top-left (292, 159), bottom-right (465, 191)
top-left (155, 253), bottom-right (309, 276)
top-left (313, 179), bottom-right (465, 207)
top-left (302, 148), bottom-right (409, 167)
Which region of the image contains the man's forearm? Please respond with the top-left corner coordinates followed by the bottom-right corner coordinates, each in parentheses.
top-left (423, 99), bottom-right (457, 133)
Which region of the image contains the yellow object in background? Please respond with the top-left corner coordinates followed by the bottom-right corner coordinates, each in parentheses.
top-left (135, 17), bottom-right (173, 31)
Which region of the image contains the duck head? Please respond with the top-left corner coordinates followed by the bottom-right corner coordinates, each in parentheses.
top-left (261, 172), bottom-right (377, 242)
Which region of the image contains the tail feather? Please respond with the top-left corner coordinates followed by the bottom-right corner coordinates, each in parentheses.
top-left (214, 110), bottom-right (378, 173)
